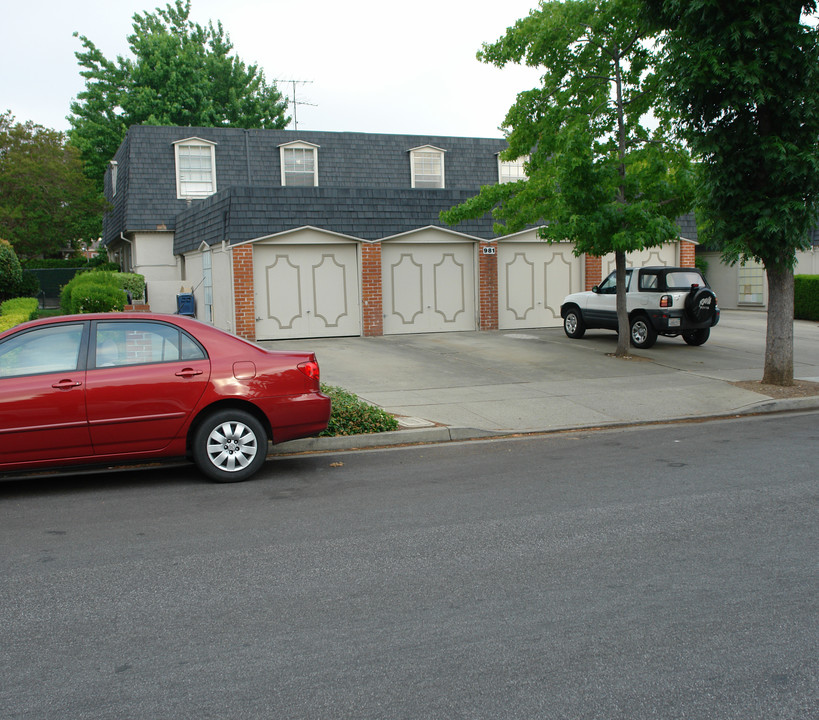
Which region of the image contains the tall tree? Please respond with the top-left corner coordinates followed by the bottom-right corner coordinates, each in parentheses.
top-left (0, 111), bottom-right (108, 260)
top-left (441, 0), bottom-right (693, 356)
top-left (645, 1), bottom-right (819, 385)
top-left (69, 0), bottom-right (289, 190)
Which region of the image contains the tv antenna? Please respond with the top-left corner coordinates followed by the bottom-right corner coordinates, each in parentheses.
top-left (277, 79), bottom-right (316, 130)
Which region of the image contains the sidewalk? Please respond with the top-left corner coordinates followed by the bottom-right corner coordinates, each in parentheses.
top-left (268, 310), bottom-right (819, 453)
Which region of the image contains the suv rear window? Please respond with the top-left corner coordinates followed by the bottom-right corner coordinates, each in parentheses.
top-left (665, 271), bottom-right (705, 289)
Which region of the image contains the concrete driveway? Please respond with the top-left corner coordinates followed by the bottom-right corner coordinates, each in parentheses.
top-left (264, 310), bottom-right (819, 435)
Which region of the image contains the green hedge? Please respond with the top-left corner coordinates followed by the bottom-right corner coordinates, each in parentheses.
top-left (24, 257), bottom-right (120, 271)
top-left (119, 272), bottom-right (146, 301)
top-left (0, 297), bottom-right (39, 332)
top-left (60, 271), bottom-right (127, 314)
top-left (319, 384), bottom-right (399, 436)
top-left (794, 275), bottom-right (819, 321)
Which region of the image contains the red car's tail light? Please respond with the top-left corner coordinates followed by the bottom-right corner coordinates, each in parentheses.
top-left (297, 360), bottom-right (320, 381)
top-left (660, 294), bottom-right (672, 308)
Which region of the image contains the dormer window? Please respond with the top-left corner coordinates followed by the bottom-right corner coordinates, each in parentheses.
top-left (279, 141), bottom-right (319, 187)
top-left (109, 160), bottom-right (118, 197)
top-left (173, 138), bottom-right (217, 199)
top-left (498, 155), bottom-right (528, 183)
top-left (409, 146), bottom-right (445, 189)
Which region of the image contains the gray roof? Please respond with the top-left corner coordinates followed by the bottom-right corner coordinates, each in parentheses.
top-left (676, 213), bottom-right (698, 242)
top-left (103, 125), bottom-right (509, 247)
top-left (173, 186), bottom-right (502, 253)
top-left (104, 124), bottom-right (722, 253)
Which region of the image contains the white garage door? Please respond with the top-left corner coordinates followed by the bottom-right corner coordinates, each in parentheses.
top-left (498, 241), bottom-right (583, 329)
top-left (382, 241), bottom-right (476, 334)
top-left (601, 244), bottom-right (678, 275)
top-left (254, 242), bottom-right (360, 340)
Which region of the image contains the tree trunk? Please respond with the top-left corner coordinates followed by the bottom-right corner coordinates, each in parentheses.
top-left (615, 250), bottom-right (630, 356)
top-left (762, 266), bottom-right (794, 386)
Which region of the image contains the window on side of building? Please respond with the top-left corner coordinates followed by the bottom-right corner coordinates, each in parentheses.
top-left (173, 138), bottom-right (217, 200)
top-left (498, 155), bottom-right (528, 184)
top-left (279, 142), bottom-right (319, 186)
top-left (737, 262), bottom-right (765, 305)
top-left (409, 146), bottom-right (446, 188)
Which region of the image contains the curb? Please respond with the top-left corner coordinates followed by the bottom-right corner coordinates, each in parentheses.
top-left (270, 396), bottom-right (819, 456)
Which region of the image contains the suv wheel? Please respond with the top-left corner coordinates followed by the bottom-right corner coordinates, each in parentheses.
top-left (683, 328), bottom-right (710, 346)
top-left (630, 315), bottom-right (657, 349)
top-left (563, 307), bottom-right (586, 339)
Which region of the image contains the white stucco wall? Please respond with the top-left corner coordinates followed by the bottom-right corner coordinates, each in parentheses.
top-left (701, 248), bottom-right (819, 310)
top-left (130, 231), bottom-right (184, 314)
top-left (181, 243), bottom-right (234, 332)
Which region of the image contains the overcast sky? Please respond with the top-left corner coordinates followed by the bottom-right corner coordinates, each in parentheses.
top-left (1, 0), bottom-right (544, 139)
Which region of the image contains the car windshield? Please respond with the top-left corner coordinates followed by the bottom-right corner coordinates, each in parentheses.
top-left (666, 271), bottom-right (705, 289)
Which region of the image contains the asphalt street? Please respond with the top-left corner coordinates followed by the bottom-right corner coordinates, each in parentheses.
top-left (1, 411), bottom-right (817, 719)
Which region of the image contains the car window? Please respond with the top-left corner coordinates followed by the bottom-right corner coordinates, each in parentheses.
top-left (94, 321), bottom-right (206, 368)
top-left (666, 271), bottom-right (705, 289)
top-left (598, 270), bottom-right (632, 294)
top-left (0, 324), bottom-right (84, 377)
top-left (639, 272), bottom-right (660, 291)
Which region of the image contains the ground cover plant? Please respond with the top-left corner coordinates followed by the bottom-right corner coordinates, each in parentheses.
top-left (319, 384), bottom-right (399, 436)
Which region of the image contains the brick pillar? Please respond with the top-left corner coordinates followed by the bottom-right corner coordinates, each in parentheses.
top-left (585, 255), bottom-right (602, 290)
top-left (232, 244), bottom-right (255, 341)
top-left (479, 241), bottom-right (498, 330)
top-left (679, 239), bottom-right (696, 268)
top-left (361, 242), bottom-right (383, 336)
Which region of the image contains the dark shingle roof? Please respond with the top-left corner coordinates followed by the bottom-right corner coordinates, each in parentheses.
top-left (103, 125), bottom-right (509, 245)
top-left (173, 186), bottom-right (501, 254)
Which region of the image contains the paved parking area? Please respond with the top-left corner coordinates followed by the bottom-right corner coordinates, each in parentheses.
top-left (264, 310), bottom-right (819, 434)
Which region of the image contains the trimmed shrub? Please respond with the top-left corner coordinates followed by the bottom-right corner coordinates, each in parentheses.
top-left (61, 271), bottom-right (127, 314)
top-left (794, 275), bottom-right (819, 321)
top-left (319, 384), bottom-right (400, 436)
top-left (120, 272), bottom-right (146, 301)
top-left (0, 239), bottom-right (24, 303)
top-left (15, 270), bottom-right (41, 298)
top-left (0, 297), bottom-right (39, 332)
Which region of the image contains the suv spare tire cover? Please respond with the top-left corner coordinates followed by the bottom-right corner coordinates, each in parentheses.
top-left (686, 287), bottom-right (717, 322)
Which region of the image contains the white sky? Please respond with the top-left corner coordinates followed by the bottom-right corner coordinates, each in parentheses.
top-left (1, 0), bottom-right (544, 139)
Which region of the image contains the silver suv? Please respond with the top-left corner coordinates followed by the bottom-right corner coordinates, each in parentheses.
top-left (560, 266), bottom-right (719, 349)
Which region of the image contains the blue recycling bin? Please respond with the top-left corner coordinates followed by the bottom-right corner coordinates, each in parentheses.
top-left (176, 293), bottom-right (195, 317)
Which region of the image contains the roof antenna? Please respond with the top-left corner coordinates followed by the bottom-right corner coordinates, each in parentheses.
top-left (276, 79), bottom-right (317, 130)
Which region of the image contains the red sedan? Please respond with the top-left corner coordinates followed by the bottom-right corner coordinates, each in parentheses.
top-left (0, 313), bottom-right (331, 482)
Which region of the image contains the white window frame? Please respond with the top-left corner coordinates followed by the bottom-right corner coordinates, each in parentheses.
top-left (173, 137), bottom-right (217, 200)
top-left (279, 141), bottom-right (319, 187)
top-left (109, 161), bottom-right (118, 197)
top-left (498, 154), bottom-right (528, 184)
top-left (409, 145), bottom-right (446, 189)
top-left (202, 248), bottom-right (214, 323)
top-left (737, 261), bottom-right (765, 306)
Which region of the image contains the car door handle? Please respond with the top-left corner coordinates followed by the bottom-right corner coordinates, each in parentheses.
top-left (175, 368), bottom-right (204, 378)
top-left (52, 379), bottom-right (82, 390)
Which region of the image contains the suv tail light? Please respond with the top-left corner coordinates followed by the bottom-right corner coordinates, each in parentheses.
top-left (297, 360), bottom-right (320, 381)
top-left (660, 294), bottom-right (672, 308)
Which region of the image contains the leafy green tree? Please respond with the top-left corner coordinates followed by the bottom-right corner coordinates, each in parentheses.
top-left (69, 0), bottom-right (290, 189)
top-left (441, 0), bottom-right (693, 356)
top-left (0, 112), bottom-right (107, 260)
top-left (645, 0), bottom-right (819, 385)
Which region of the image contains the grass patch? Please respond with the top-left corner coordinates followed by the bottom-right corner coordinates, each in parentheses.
top-left (35, 308), bottom-right (63, 319)
top-left (320, 384), bottom-right (399, 436)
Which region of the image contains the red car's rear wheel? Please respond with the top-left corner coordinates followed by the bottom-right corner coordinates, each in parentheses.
top-left (192, 409), bottom-right (268, 482)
